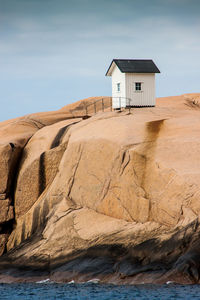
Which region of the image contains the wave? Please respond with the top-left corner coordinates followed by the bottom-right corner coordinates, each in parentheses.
top-left (86, 279), bottom-right (100, 284)
top-left (67, 280), bottom-right (75, 284)
top-left (36, 278), bottom-right (50, 284)
top-left (67, 279), bottom-right (100, 284)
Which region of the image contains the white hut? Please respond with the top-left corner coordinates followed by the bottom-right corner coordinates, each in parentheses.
top-left (106, 59), bottom-right (160, 109)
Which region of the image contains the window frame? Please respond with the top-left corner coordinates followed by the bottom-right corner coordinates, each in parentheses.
top-left (135, 82), bottom-right (142, 92)
top-left (117, 82), bottom-right (121, 92)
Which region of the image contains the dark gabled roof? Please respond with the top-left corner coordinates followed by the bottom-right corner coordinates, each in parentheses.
top-left (106, 59), bottom-right (160, 76)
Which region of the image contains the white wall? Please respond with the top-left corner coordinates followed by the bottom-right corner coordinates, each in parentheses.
top-left (111, 65), bottom-right (126, 108)
top-left (125, 73), bottom-right (155, 106)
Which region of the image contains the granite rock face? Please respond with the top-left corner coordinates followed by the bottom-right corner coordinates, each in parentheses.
top-left (0, 96), bottom-right (99, 256)
top-left (1, 94), bottom-right (200, 284)
top-left (14, 118), bottom-right (82, 218)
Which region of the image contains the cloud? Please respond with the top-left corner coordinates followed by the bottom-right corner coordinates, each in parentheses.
top-left (0, 0), bottom-right (200, 120)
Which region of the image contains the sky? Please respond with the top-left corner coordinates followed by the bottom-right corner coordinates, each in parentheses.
top-left (0, 0), bottom-right (200, 121)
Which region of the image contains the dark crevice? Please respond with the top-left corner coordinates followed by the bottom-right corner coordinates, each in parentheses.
top-left (121, 151), bottom-right (126, 164)
top-left (9, 143), bottom-right (15, 150)
top-left (50, 122), bottom-right (78, 149)
top-left (31, 206), bottom-right (40, 236)
top-left (21, 221), bottom-right (26, 243)
top-left (0, 220), bottom-right (14, 235)
top-left (39, 152), bottom-right (46, 197)
top-left (7, 146), bottom-right (23, 206)
top-left (51, 125), bottom-right (69, 149)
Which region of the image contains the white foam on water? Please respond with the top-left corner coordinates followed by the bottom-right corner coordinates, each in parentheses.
top-left (166, 281), bottom-right (174, 285)
top-left (36, 278), bottom-right (50, 284)
top-left (87, 278), bottom-right (100, 284)
top-left (67, 280), bottom-right (75, 284)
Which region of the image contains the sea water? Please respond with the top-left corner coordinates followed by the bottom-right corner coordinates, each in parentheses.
top-left (0, 282), bottom-right (200, 299)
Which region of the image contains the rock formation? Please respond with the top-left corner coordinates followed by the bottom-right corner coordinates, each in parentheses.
top-left (0, 94), bottom-right (200, 284)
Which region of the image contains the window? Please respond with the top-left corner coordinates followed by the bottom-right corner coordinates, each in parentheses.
top-left (135, 82), bottom-right (142, 91)
top-left (117, 83), bottom-right (120, 92)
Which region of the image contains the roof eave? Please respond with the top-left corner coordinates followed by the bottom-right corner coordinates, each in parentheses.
top-left (105, 60), bottom-right (115, 76)
top-left (123, 70), bottom-right (161, 73)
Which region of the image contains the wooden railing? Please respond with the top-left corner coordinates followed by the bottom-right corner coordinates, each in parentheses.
top-left (84, 97), bottom-right (132, 116)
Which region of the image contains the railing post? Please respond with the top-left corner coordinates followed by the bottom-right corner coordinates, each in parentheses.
top-left (129, 98), bottom-right (131, 114)
top-left (94, 101), bottom-right (96, 114)
top-left (119, 97), bottom-right (121, 111)
top-left (110, 97), bottom-right (112, 111)
top-left (102, 98), bottom-right (104, 112)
